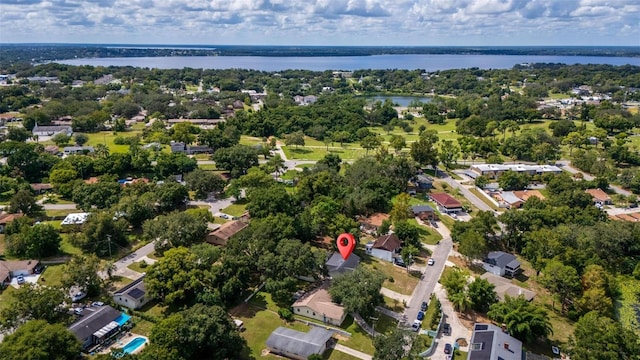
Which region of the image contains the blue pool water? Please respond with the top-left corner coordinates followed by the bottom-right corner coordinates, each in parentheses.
top-left (122, 337), bottom-right (146, 354)
top-left (114, 313), bottom-right (131, 326)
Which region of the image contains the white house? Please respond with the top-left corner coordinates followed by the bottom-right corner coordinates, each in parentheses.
top-left (365, 234), bottom-right (401, 262)
top-left (113, 274), bottom-right (151, 310)
top-left (483, 251), bottom-right (521, 277)
top-left (469, 323), bottom-right (523, 360)
top-left (61, 213), bottom-right (90, 226)
top-left (32, 124), bottom-right (72, 137)
top-left (63, 146), bottom-right (94, 156)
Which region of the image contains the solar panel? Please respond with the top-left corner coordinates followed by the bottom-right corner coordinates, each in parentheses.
top-left (128, 288), bottom-right (145, 299)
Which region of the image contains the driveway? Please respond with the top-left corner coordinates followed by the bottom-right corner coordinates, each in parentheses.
top-left (429, 284), bottom-right (472, 360)
top-left (102, 241), bottom-right (157, 280)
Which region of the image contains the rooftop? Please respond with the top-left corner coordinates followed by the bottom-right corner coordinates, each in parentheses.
top-left (429, 193), bottom-right (463, 208)
top-left (0, 212), bottom-right (24, 225)
top-left (293, 286), bottom-right (345, 322)
top-left (61, 213), bottom-right (90, 226)
top-left (469, 323), bottom-right (523, 360)
top-left (373, 234), bottom-right (401, 251)
top-left (411, 204), bottom-right (435, 214)
top-left (585, 188), bottom-right (611, 201)
top-left (472, 163), bottom-right (562, 173)
top-left (266, 326), bottom-right (333, 359)
top-left (114, 274), bottom-right (147, 300)
top-left (207, 220), bottom-right (248, 244)
top-left (480, 273), bottom-right (535, 301)
top-left (68, 305), bottom-right (121, 342)
top-left (326, 252), bottom-right (360, 275)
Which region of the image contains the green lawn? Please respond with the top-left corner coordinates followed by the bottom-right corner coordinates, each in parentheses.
top-left (324, 349), bottom-right (361, 360)
top-left (468, 188), bottom-right (499, 211)
top-left (59, 233), bottom-right (83, 256)
top-left (372, 313), bottom-right (398, 335)
top-left (339, 315), bottom-right (375, 355)
top-left (362, 256), bottom-right (419, 296)
top-left (282, 146), bottom-right (368, 161)
top-left (222, 199), bottom-right (248, 217)
top-left (0, 286), bottom-right (18, 313)
top-left (38, 264), bottom-right (65, 287)
top-left (127, 260), bottom-right (150, 274)
top-left (383, 295), bottom-right (405, 313)
top-left (0, 234), bottom-right (5, 255)
top-left (83, 130), bottom-right (143, 153)
top-left (239, 135), bottom-right (265, 147)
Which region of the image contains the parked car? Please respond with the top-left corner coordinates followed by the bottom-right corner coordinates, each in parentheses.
top-left (444, 343), bottom-right (452, 354)
top-left (443, 323), bottom-right (451, 336)
top-left (412, 320), bottom-right (422, 332)
top-left (421, 301), bottom-right (428, 311)
top-left (91, 301), bottom-right (104, 307)
top-left (450, 213), bottom-right (457, 219)
top-left (428, 258), bottom-right (435, 266)
top-left (71, 291), bottom-right (87, 302)
top-left (417, 311), bottom-right (425, 320)
top-left (16, 275), bottom-right (25, 285)
top-left (393, 258), bottom-right (406, 267)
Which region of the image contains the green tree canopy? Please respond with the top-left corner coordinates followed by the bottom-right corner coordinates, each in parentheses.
top-left (329, 267), bottom-right (385, 317)
top-left (0, 284), bottom-right (66, 330)
top-left (145, 211), bottom-right (208, 254)
top-left (488, 295), bottom-right (553, 343)
top-left (0, 320), bottom-right (81, 360)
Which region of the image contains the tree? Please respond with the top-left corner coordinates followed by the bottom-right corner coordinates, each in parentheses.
top-left (361, 134), bottom-right (382, 154)
top-left (0, 284), bottom-right (66, 329)
top-left (539, 259), bottom-right (581, 313)
top-left (73, 133), bottom-right (89, 146)
top-left (146, 247), bottom-right (206, 306)
top-left (449, 290), bottom-right (472, 312)
top-left (184, 169), bottom-right (226, 199)
top-left (400, 245), bottom-right (419, 272)
top-left (76, 211), bottom-right (129, 257)
top-left (316, 153), bottom-right (342, 173)
top-left (262, 154), bottom-right (287, 177)
top-left (0, 320), bottom-right (81, 360)
top-left (8, 189), bottom-right (43, 217)
top-left (393, 220), bottom-right (421, 248)
top-left (571, 311), bottom-right (640, 360)
top-left (6, 223), bottom-right (61, 259)
top-left (329, 267), bottom-right (385, 317)
top-left (212, 144), bottom-right (259, 178)
top-left (145, 212), bottom-right (208, 254)
top-left (498, 170), bottom-right (531, 191)
top-left (439, 139), bottom-right (460, 170)
top-left (284, 131), bottom-right (305, 148)
top-left (246, 185), bottom-right (295, 219)
top-left (155, 181), bottom-right (189, 212)
top-left (457, 230), bottom-right (487, 261)
top-left (49, 168), bottom-right (79, 199)
top-left (563, 131), bottom-right (586, 156)
top-left (389, 193), bottom-right (412, 224)
top-left (171, 122), bottom-right (198, 144)
top-left (61, 255), bottom-right (103, 297)
top-left (51, 133), bottom-right (71, 146)
top-left (148, 304), bottom-right (245, 360)
top-left (410, 130), bottom-right (439, 170)
top-left (373, 328), bottom-right (408, 360)
top-left (488, 295), bottom-right (553, 343)
top-left (116, 192), bottom-right (156, 228)
top-left (440, 267), bottom-right (468, 296)
top-left (389, 135), bottom-right (406, 154)
top-left (72, 181), bottom-right (122, 211)
top-left (7, 127), bottom-right (31, 142)
top-left (467, 277), bottom-right (498, 312)
top-left (155, 152), bottom-right (198, 178)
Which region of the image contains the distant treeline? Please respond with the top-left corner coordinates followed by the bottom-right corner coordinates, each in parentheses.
top-left (0, 44), bottom-right (639, 66)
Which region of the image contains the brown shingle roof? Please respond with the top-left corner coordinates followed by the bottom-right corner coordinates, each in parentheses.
top-left (429, 193), bottom-right (462, 208)
top-left (585, 188), bottom-right (610, 202)
top-left (513, 190), bottom-right (545, 201)
top-left (373, 234), bottom-right (401, 251)
top-left (0, 213), bottom-right (24, 225)
top-left (30, 183), bottom-right (53, 191)
top-left (206, 220), bottom-right (248, 245)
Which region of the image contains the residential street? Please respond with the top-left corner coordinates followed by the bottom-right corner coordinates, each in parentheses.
top-left (402, 222), bottom-right (452, 328)
top-left (556, 160), bottom-right (632, 196)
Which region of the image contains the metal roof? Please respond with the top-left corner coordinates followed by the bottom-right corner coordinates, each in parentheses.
top-left (266, 327), bottom-right (333, 359)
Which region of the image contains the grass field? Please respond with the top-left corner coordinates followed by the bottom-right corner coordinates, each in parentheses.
top-left (127, 260), bottom-right (150, 274)
top-left (222, 199), bottom-right (248, 217)
top-left (362, 256), bottom-right (419, 296)
top-left (45, 208), bottom-right (79, 218)
top-left (38, 264), bottom-right (65, 287)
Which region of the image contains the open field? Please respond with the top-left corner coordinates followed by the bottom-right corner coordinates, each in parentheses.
top-left (361, 255), bottom-right (419, 296)
top-left (222, 199), bottom-right (248, 217)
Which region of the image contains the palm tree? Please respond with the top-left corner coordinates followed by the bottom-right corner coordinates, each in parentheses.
top-left (449, 291), bottom-right (472, 313)
top-left (488, 295), bottom-right (553, 343)
top-left (95, 143), bottom-right (110, 158)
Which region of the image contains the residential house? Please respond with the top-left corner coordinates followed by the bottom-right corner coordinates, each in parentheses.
top-left (32, 124), bottom-right (72, 137)
top-left (468, 323), bottom-right (523, 360)
top-left (493, 191), bottom-right (524, 209)
top-left (585, 188), bottom-right (612, 205)
top-left (113, 274), bottom-right (151, 310)
top-left (68, 305), bottom-right (130, 350)
top-left (366, 234), bottom-right (401, 262)
top-left (44, 145), bottom-right (61, 155)
top-left (610, 212), bottom-right (640, 222)
top-left (292, 285), bottom-right (346, 326)
top-left (266, 327), bottom-right (334, 360)
top-left (480, 273), bottom-right (535, 301)
top-left (483, 251), bottom-right (521, 277)
top-left (0, 259), bottom-right (42, 285)
top-left (63, 146), bottom-right (94, 156)
top-left (429, 193), bottom-right (463, 213)
top-left (413, 174), bottom-right (433, 190)
top-left (411, 204), bottom-right (437, 221)
top-left (61, 213), bottom-right (90, 226)
top-left (30, 183), bottom-right (54, 194)
top-left (205, 220), bottom-right (248, 246)
top-left (169, 141), bottom-right (214, 155)
top-left (325, 252), bottom-right (360, 278)
top-left (0, 213), bottom-right (24, 233)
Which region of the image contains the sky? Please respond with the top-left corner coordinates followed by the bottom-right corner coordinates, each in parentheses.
top-left (1, 0), bottom-right (639, 46)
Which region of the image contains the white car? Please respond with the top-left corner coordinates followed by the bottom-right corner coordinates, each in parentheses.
top-left (412, 320), bottom-right (422, 332)
top-left (71, 291), bottom-right (87, 302)
top-left (428, 258), bottom-right (435, 266)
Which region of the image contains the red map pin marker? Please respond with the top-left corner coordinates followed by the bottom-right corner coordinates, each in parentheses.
top-left (336, 233), bottom-right (356, 260)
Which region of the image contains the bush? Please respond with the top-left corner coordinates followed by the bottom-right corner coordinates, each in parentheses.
top-left (139, 260), bottom-right (148, 269)
top-left (278, 308), bottom-right (294, 322)
top-left (388, 277), bottom-right (395, 283)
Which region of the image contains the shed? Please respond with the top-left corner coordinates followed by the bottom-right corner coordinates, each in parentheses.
top-left (266, 327), bottom-right (333, 360)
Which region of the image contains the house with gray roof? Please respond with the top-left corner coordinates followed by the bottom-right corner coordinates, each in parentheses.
top-left (468, 323), bottom-right (523, 360)
top-left (63, 146), bottom-right (94, 156)
top-left (483, 251), bottom-right (521, 277)
top-left (113, 274), bottom-right (151, 310)
top-left (68, 305), bottom-right (129, 350)
top-left (32, 124), bottom-right (72, 137)
top-left (266, 327), bottom-right (334, 360)
top-left (325, 252), bottom-right (360, 278)
top-left (411, 204), bottom-right (436, 220)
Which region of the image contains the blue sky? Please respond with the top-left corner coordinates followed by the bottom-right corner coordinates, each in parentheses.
top-left (1, 0), bottom-right (639, 46)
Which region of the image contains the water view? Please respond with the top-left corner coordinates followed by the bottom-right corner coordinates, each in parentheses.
top-left (58, 54), bottom-right (640, 71)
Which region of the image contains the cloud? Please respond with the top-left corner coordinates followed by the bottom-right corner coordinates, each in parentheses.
top-left (0, 0), bottom-right (638, 45)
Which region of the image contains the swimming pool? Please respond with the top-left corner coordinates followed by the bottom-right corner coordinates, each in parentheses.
top-left (122, 337), bottom-right (146, 354)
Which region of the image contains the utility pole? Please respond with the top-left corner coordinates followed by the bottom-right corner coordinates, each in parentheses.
top-left (107, 235), bottom-right (112, 258)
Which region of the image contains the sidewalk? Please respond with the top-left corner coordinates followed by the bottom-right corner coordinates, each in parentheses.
top-left (334, 344), bottom-right (373, 360)
top-left (380, 287), bottom-right (411, 304)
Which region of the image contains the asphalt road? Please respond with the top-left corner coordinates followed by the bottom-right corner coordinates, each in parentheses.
top-left (402, 227), bottom-right (452, 328)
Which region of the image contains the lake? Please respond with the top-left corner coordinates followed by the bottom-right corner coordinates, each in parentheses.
top-left (366, 96), bottom-right (432, 107)
top-left (57, 54), bottom-right (640, 71)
